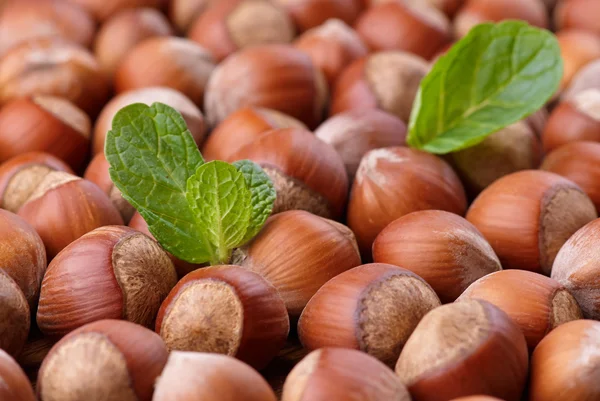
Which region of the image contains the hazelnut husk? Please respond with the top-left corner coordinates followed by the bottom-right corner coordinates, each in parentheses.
top-left (0, 349), bottom-right (35, 401)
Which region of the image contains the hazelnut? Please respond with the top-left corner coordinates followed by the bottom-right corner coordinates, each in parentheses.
top-left (0, 0), bottom-right (95, 57)
top-left (228, 128), bottom-right (349, 219)
top-left (330, 51), bottom-right (429, 122)
top-left (128, 211), bottom-right (203, 278)
top-left (562, 59), bottom-right (600, 101)
top-left (0, 270), bottom-right (30, 358)
top-left (294, 19), bottom-right (368, 86)
top-left (202, 107), bottom-right (307, 161)
top-left (454, 0), bottom-right (549, 38)
top-left (65, 0), bottom-right (168, 21)
top-left (155, 265), bottom-right (289, 369)
top-left (37, 319), bottom-right (168, 401)
top-left (272, 0), bottom-right (364, 32)
top-left (0, 38), bottom-right (110, 117)
top-left (555, 0), bottom-right (600, 36)
top-left (0, 209), bottom-right (46, 308)
top-left (17, 172), bottom-right (124, 258)
top-left (543, 89), bottom-right (600, 152)
top-left (204, 44), bottom-right (328, 129)
top-left (557, 30), bottom-right (600, 91)
top-left (298, 263), bottom-right (441, 366)
top-left (530, 319), bottom-right (600, 401)
top-left (466, 170), bottom-right (597, 274)
top-left (315, 109), bottom-right (407, 181)
top-left (355, 2), bottom-right (451, 60)
top-left (366, 0), bottom-right (465, 18)
top-left (0, 96), bottom-right (91, 171)
top-left (542, 142), bottom-right (600, 211)
top-left (373, 210), bottom-right (501, 303)
top-left (94, 8), bottom-right (173, 78)
top-left (282, 348), bottom-right (411, 401)
top-left (232, 210), bottom-right (362, 317)
top-left (84, 153), bottom-right (135, 223)
top-left (37, 226), bottom-right (177, 337)
top-left (395, 299), bottom-right (529, 401)
top-left (0, 152), bottom-right (73, 213)
top-left (0, 349), bottom-right (35, 401)
top-left (170, 0), bottom-right (218, 33)
top-left (93, 87), bottom-right (206, 155)
top-left (114, 37), bottom-right (215, 108)
top-left (551, 218), bottom-right (600, 319)
top-left (448, 121), bottom-right (542, 197)
top-left (348, 147), bottom-right (467, 256)
top-left (154, 351), bottom-right (277, 401)
top-left (188, 0), bottom-right (295, 62)
top-left (458, 270), bottom-right (582, 350)
top-left (525, 107), bottom-right (549, 137)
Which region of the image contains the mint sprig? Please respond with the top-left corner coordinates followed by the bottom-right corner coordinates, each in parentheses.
top-left (407, 20), bottom-right (563, 154)
top-left (105, 103), bottom-right (276, 265)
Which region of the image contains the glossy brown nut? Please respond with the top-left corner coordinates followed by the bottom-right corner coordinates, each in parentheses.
top-left (156, 265), bottom-right (289, 370)
top-left (365, 0), bottom-right (465, 18)
top-left (330, 51), bottom-right (429, 122)
top-left (154, 351), bottom-right (277, 401)
top-left (272, 0), bottom-right (364, 32)
top-left (37, 319), bottom-right (169, 401)
top-left (298, 263), bottom-right (440, 366)
top-left (204, 44), bottom-right (328, 129)
top-left (355, 2), bottom-right (451, 59)
top-left (373, 210), bottom-right (501, 303)
top-left (530, 319), bottom-right (600, 401)
top-left (0, 270), bottom-right (30, 358)
top-left (315, 109), bottom-right (407, 181)
top-left (449, 121), bottom-right (542, 197)
top-left (0, 209), bottom-right (46, 308)
top-left (228, 128), bottom-right (348, 219)
top-left (282, 348), bottom-right (411, 401)
top-left (66, 0), bottom-right (168, 21)
top-left (202, 107), bottom-right (307, 161)
top-left (0, 152), bottom-right (73, 213)
top-left (170, 0), bottom-right (218, 33)
top-left (0, 38), bottom-right (110, 117)
top-left (458, 270), bottom-right (582, 350)
top-left (294, 19), bottom-right (367, 86)
top-left (348, 147), bottom-right (467, 256)
top-left (396, 300), bottom-right (529, 401)
top-left (93, 87), bottom-right (206, 155)
top-left (17, 172), bottom-right (124, 259)
top-left (557, 30), bottom-right (600, 91)
top-left (37, 226), bottom-right (177, 337)
top-left (454, 0), bottom-right (548, 37)
top-left (94, 8), bottom-right (173, 78)
top-left (84, 153), bottom-right (134, 223)
top-left (0, 96), bottom-right (91, 171)
top-left (189, 0), bottom-right (295, 62)
top-left (115, 37), bottom-right (215, 108)
top-left (0, 349), bottom-right (36, 401)
top-left (543, 89), bottom-right (600, 153)
top-left (555, 0), bottom-right (600, 36)
top-left (233, 210), bottom-right (362, 317)
top-left (0, 0), bottom-right (95, 57)
top-left (466, 170), bottom-right (597, 274)
top-left (551, 218), bottom-right (600, 319)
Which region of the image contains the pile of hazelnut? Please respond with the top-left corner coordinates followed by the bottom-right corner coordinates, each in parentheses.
top-left (1, 0), bottom-right (600, 400)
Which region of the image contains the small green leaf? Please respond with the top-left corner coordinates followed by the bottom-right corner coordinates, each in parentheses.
top-left (407, 20), bottom-right (563, 154)
top-left (186, 161), bottom-right (251, 265)
top-left (233, 160), bottom-right (276, 244)
top-left (105, 102), bottom-right (214, 263)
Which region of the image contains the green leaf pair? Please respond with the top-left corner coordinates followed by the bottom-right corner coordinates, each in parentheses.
top-left (105, 103), bottom-right (276, 265)
top-left (407, 20), bottom-right (563, 154)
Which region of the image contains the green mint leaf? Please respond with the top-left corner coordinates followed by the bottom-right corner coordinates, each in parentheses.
top-left (233, 160), bottom-right (276, 244)
top-left (105, 102), bottom-right (214, 263)
top-left (407, 20), bottom-right (562, 154)
top-left (186, 161), bottom-right (251, 265)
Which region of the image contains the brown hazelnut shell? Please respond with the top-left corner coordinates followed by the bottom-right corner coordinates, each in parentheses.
top-left (562, 60), bottom-right (600, 101)
top-left (298, 263), bottom-right (441, 366)
top-left (170, 0), bottom-right (218, 33)
top-left (557, 30), bottom-right (600, 91)
top-left (273, 0), bottom-right (364, 32)
top-left (155, 265), bottom-right (289, 370)
top-left (0, 270), bottom-right (30, 358)
top-left (66, 0), bottom-right (168, 21)
top-left (555, 0), bottom-right (600, 36)
top-left (233, 210), bottom-right (362, 317)
top-left (466, 170), bottom-right (597, 274)
top-left (37, 319), bottom-right (168, 401)
top-left (0, 349), bottom-right (35, 401)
